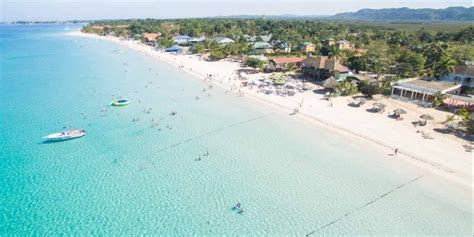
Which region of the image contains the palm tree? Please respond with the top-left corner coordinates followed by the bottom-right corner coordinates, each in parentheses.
top-left (435, 55), bottom-right (456, 78)
top-left (432, 91), bottom-right (446, 108)
top-left (286, 63), bottom-right (296, 73)
top-left (327, 45), bottom-right (342, 60)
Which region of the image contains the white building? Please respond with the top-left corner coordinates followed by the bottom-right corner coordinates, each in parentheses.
top-left (441, 65), bottom-right (474, 88)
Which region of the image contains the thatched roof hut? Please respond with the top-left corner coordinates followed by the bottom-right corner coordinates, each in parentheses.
top-left (322, 77), bottom-right (338, 90)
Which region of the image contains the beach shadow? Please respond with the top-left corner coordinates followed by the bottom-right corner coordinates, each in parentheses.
top-left (347, 103), bottom-right (361, 108)
top-left (41, 139), bottom-right (76, 144)
top-left (462, 144), bottom-right (473, 152)
top-left (433, 128), bottom-right (452, 134)
top-left (312, 88), bottom-right (326, 95)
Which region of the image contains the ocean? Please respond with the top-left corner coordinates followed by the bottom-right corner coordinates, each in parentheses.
top-left (0, 24), bottom-right (471, 235)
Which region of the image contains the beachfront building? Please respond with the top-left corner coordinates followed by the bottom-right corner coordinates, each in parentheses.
top-left (267, 57), bottom-right (304, 72)
top-left (390, 78), bottom-right (462, 106)
top-left (441, 65), bottom-right (474, 88)
top-left (322, 38), bottom-right (336, 48)
top-left (302, 56), bottom-right (350, 81)
top-left (274, 41), bottom-right (291, 53)
top-left (250, 42), bottom-right (274, 55)
top-left (443, 94), bottom-right (474, 111)
top-left (335, 40), bottom-right (353, 50)
top-left (143, 32), bottom-right (160, 46)
top-left (300, 42), bottom-right (315, 53)
top-left (214, 37), bottom-right (235, 45)
top-left (243, 34), bottom-right (257, 43)
top-left (258, 34), bottom-right (272, 42)
top-left (347, 72), bottom-right (397, 86)
top-left (172, 35), bottom-right (192, 45)
top-left (189, 36), bottom-right (206, 44)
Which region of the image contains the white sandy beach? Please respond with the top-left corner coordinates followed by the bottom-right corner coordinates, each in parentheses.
top-left (68, 31), bottom-right (472, 189)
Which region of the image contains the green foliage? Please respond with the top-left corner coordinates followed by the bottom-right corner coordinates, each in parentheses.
top-left (273, 75), bottom-right (286, 85)
top-left (191, 43), bottom-right (207, 54)
top-left (453, 26), bottom-right (474, 43)
top-left (357, 81), bottom-right (381, 98)
top-left (460, 86), bottom-right (474, 95)
top-left (394, 49), bottom-right (426, 77)
top-left (332, 7), bottom-right (474, 22)
top-left (158, 38), bottom-right (174, 48)
top-left (334, 80), bottom-right (359, 96)
top-left (244, 57), bottom-right (264, 69)
top-left (366, 42), bottom-right (391, 76)
top-left (457, 109), bottom-right (474, 135)
top-left (432, 92), bottom-right (446, 108)
top-left (82, 19), bottom-right (473, 80)
top-left (209, 49), bottom-right (226, 61)
top-left (346, 54), bottom-right (368, 73)
top-left (327, 45), bottom-right (342, 60)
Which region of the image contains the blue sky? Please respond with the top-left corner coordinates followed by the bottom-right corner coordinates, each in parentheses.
top-left (1, 0), bottom-right (471, 21)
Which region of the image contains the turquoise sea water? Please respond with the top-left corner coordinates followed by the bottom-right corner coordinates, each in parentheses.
top-left (0, 25), bottom-right (472, 235)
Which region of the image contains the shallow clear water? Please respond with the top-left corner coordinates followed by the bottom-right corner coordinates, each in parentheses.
top-left (1, 25), bottom-right (472, 235)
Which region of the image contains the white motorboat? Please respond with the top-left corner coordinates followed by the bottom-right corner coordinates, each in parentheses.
top-left (42, 129), bottom-right (86, 142)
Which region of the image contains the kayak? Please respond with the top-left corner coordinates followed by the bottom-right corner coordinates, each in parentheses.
top-left (110, 99), bottom-right (130, 106)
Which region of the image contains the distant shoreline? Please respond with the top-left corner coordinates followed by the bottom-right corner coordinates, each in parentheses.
top-left (68, 30), bottom-right (473, 190)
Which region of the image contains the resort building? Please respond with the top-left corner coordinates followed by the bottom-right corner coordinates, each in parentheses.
top-left (243, 34), bottom-right (257, 42)
top-left (335, 40), bottom-right (353, 50)
top-left (443, 94), bottom-right (474, 111)
top-left (274, 41), bottom-right (291, 53)
top-left (266, 57), bottom-right (304, 72)
top-left (441, 65), bottom-right (474, 88)
top-left (258, 34), bottom-right (272, 42)
top-left (250, 42), bottom-right (274, 55)
top-left (302, 56), bottom-right (350, 81)
top-left (213, 37), bottom-right (235, 44)
top-left (143, 32), bottom-right (160, 46)
top-left (172, 35), bottom-right (192, 45)
top-left (189, 36), bottom-right (206, 44)
top-left (322, 38), bottom-right (336, 48)
top-left (347, 72), bottom-right (397, 86)
top-left (391, 78), bottom-right (462, 106)
top-left (300, 42), bottom-right (315, 53)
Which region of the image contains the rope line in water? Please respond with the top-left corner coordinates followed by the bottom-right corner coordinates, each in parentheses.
top-left (154, 113), bottom-right (271, 154)
top-left (305, 175), bottom-right (424, 236)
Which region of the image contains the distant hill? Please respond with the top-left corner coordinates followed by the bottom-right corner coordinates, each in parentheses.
top-left (331, 7), bottom-right (474, 21)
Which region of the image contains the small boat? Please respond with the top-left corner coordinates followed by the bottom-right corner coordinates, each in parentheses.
top-left (110, 99), bottom-right (131, 106)
top-left (42, 129), bottom-right (86, 142)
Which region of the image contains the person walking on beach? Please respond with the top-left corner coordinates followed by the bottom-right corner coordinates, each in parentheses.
top-left (394, 148), bottom-right (399, 156)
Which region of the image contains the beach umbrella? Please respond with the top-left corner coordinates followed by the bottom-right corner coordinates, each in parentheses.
top-left (358, 98), bottom-right (367, 104)
top-left (393, 108), bottom-right (407, 114)
top-left (420, 114), bottom-right (434, 120)
top-left (322, 77), bottom-right (338, 89)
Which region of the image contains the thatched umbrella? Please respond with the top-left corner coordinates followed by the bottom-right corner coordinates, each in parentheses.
top-left (420, 114), bottom-right (434, 121)
top-left (373, 102), bottom-right (386, 108)
top-left (358, 98), bottom-right (367, 105)
top-left (322, 77), bottom-right (338, 90)
top-left (393, 108), bottom-right (407, 114)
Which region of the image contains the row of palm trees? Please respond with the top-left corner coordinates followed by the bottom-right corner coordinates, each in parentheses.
top-left (325, 42), bottom-right (457, 79)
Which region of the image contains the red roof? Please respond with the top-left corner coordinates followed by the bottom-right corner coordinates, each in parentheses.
top-left (143, 33), bottom-right (159, 42)
top-left (271, 57), bottom-right (305, 65)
